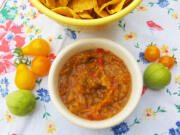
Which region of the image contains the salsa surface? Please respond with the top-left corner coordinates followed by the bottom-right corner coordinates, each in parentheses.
top-left (58, 48), bottom-right (132, 120)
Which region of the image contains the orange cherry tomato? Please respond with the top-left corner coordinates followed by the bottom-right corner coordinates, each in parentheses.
top-left (22, 39), bottom-right (50, 56)
top-left (144, 45), bottom-right (160, 62)
top-left (158, 56), bottom-right (176, 70)
top-left (15, 64), bottom-right (36, 90)
top-left (31, 56), bottom-right (51, 76)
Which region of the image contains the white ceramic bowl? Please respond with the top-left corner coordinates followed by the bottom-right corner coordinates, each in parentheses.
top-left (48, 38), bottom-right (143, 129)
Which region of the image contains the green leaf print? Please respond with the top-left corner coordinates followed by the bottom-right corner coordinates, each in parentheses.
top-left (46, 112), bottom-right (51, 116)
top-left (137, 59), bottom-right (140, 62)
top-left (129, 117), bottom-right (141, 127)
top-left (35, 96), bottom-right (40, 100)
top-left (0, 13), bottom-right (6, 23)
top-left (166, 88), bottom-right (180, 96)
top-left (118, 20), bottom-right (126, 31)
top-left (166, 88), bottom-right (172, 95)
top-left (148, 2), bottom-right (155, 7)
top-left (42, 104), bottom-right (51, 119)
top-left (29, 35), bottom-right (35, 41)
top-left (57, 35), bottom-right (63, 39)
top-left (155, 106), bottom-right (166, 113)
top-left (159, 109), bottom-right (166, 112)
top-left (157, 106), bottom-right (160, 112)
top-left (36, 79), bottom-right (42, 86)
top-left (23, 21), bottom-right (28, 25)
top-left (175, 104), bottom-right (180, 112)
top-left (178, 23), bottom-right (180, 30)
top-left (172, 48), bottom-right (178, 52)
top-left (43, 113), bottom-right (46, 119)
top-left (0, 0), bottom-right (18, 23)
top-left (43, 112), bottom-right (51, 119)
top-left (35, 29), bottom-right (39, 33)
top-left (168, 8), bottom-right (174, 15)
top-left (134, 42), bottom-right (140, 48)
top-left (134, 118), bottom-right (140, 124)
top-left (37, 35), bottom-right (42, 38)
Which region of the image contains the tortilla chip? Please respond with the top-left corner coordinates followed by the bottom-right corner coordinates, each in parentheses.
top-left (40, 0), bottom-right (132, 19)
top-left (57, 0), bottom-right (69, 6)
top-left (93, 0), bottom-right (109, 17)
top-left (45, 0), bottom-right (56, 9)
top-left (123, 0), bottom-right (133, 8)
top-left (107, 0), bottom-right (126, 14)
top-left (69, 0), bottom-right (94, 12)
top-left (39, 0), bottom-right (46, 5)
top-left (99, 0), bottom-right (119, 12)
top-left (97, 0), bottom-right (110, 7)
top-left (52, 7), bottom-right (80, 19)
top-left (78, 10), bottom-right (93, 19)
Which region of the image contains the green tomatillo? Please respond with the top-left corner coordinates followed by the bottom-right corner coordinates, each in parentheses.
top-left (5, 90), bottom-right (36, 116)
top-left (143, 63), bottom-right (171, 90)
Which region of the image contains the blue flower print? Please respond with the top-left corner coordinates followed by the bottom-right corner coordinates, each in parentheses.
top-left (176, 129), bottom-right (180, 135)
top-left (22, 4), bottom-right (26, 10)
top-left (112, 122), bottom-right (129, 135)
top-left (157, 0), bottom-right (169, 8)
top-left (64, 28), bottom-right (77, 40)
top-left (33, 11), bottom-right (37, 16)
top-left (37, 88), bottom-right (51, 103)
top-left (169, 121), bottom-right (180, 135)
top-left (6, 33), bottom-right (14, 40)
top-left (20, 14), bottom-right (24, 19)
top-left (139, 52), bottom-right (149, 64)
top-left (169, 128), bottom-right (176, 135)
top-left (0, 77), bottom-right (9, 98)
top-left (29, 25), bottom-right (34, 29)
top-left (176, 121), bottom-right (180, 128)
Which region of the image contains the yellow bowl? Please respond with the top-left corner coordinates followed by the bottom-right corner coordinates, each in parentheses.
top-left (30, 0), bottom-right (142, 31)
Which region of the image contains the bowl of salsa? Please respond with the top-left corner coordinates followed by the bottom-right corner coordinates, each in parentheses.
top-left (48, 38), bottom-right (143, 129)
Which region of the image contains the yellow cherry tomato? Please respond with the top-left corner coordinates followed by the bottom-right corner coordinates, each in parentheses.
top-left (22, 39), bottom-right (50, 56)
top-left (144, 45), bottom-right (160, 62)
top-left (158, 56), bottom-right (176, 70)
top-left (15, 64), bottom-right (36, 90)
top-left (31, 56), bottom-right (51, 77)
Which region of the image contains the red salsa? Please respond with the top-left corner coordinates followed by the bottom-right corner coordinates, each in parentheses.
top-left (58, 48), bottom-right (132, 120)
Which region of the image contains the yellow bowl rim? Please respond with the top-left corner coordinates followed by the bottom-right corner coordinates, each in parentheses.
top-left (30, 0), bottom-right (142, 26)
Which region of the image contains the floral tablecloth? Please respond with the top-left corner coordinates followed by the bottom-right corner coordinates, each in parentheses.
top-left (0, 0), bottom-right (180, 135)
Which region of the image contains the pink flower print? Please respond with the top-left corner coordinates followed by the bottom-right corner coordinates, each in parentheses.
top-left (0, 53), bottom-right (16, 75)
top-left (0, 39), bottom-right (9, 52)
top-left (0, 20), bottom-right (25, 75)
top-left (0, 20), bottom-right (25, 52)
top-left (146, 21), bottom-right (163, 31)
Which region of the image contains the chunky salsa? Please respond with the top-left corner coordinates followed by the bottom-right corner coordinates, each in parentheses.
top-left (58, 48), bottom-right (132, 120)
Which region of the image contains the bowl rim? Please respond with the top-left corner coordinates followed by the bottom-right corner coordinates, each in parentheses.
top-left (48, 38), bottom-right (143, 129)
top-left (30, 0), bottom-right (142, 26)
